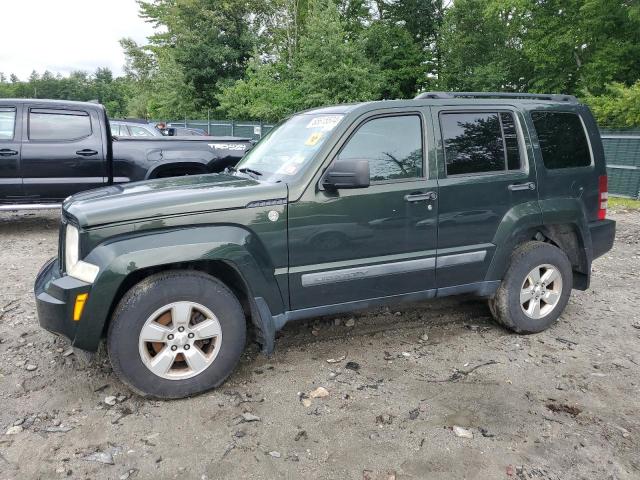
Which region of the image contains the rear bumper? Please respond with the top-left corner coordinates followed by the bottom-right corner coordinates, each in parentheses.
top-left (589, 219), bottom-right (616, 260)
top-left (34, 257), bottom-right (92, 348)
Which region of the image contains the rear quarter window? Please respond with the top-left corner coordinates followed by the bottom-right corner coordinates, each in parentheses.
top-left (531, 111), bottom-right (591, 169)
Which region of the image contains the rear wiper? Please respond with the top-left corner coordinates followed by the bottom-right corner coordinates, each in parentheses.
top-left (238, 167), bottom-right (263, 178)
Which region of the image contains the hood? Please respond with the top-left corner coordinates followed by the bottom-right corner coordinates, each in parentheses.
top-left (64, 173), bottom-right (288, 228)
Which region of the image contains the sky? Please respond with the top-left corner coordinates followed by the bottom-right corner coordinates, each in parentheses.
top-left (0, 0), bottom-right (156, 80)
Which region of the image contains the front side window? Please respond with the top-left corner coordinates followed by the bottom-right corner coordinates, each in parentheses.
top-left (0, 107), bottom-right (16, 140)
top-left (338, 115), bottom-right (423, 182)
top-left (441, 112), bottom-right (522, 176)
top-left (29, 109), bottom-right (92, 141)
top-left (531, 111), bottom-right (591, 169)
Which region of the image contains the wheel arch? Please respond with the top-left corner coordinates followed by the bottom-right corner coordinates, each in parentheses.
top-left (485, 200), bottom-right (592, 290)
top-left (72, 226), bottom-right (286, 352)
top-left (106, 259), bottom-right (253, 335)
top-left (146, 161), bottom-right (210, 179)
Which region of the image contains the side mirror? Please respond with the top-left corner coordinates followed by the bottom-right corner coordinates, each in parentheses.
top-left (322, 159), bottom-right (370, 190)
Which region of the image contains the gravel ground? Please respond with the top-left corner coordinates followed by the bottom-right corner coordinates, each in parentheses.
top-left (0, 209), bottom-right (638, 480)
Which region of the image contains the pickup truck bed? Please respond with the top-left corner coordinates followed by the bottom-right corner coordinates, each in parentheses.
top-left (0, 99), bottom-right (251, 208)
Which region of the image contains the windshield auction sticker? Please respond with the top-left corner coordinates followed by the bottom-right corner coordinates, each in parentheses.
top-left (306, 115), bottom-right (342, 131)
top-left (276, 162), bottom-right (300, 175)
top-left (305, 132), bottom-right (324, 146)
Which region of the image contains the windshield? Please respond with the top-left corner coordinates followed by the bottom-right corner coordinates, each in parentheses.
top-left (234, 113), bottom-right (344, 182)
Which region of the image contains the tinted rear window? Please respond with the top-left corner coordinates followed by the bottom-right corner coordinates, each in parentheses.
top-left (29, 109), bottom-right (92, 141)
top-left (531, 111), bottom-right (591, 169)
top-left (440, 112), bottom-right (522, 175)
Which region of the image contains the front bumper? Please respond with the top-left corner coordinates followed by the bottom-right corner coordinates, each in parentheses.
top-left (589, 218), bottom-right (616, 260)
top-left (34, 257), bottom-right (92, 347)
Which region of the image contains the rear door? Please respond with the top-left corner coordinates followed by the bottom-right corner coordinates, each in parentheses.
top-left (20, 105), bottom-right (107, 201)
top-left (0, 104), bottom-right (23, 201)
top-left (431, 106), bottom-right (539, 289)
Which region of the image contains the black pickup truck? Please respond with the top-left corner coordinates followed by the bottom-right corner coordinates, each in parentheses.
top-left (0, 99), bottom-right (251, 209)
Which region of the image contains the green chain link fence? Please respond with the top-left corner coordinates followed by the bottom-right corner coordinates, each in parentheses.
top-left (163, 118), bottom-right (275, 140)
top-left (601, 130), bottom-right (640, 199)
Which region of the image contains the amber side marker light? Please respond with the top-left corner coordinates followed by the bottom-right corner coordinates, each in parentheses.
top-left (73, 293), bottom-right (89, 321)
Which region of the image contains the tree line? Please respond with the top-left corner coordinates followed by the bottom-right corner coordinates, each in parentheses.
top-left (1, 0), bottom-right (639, 128)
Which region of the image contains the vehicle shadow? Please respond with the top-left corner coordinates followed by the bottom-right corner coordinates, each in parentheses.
top-left (275, 295), bottom-right (498, 350)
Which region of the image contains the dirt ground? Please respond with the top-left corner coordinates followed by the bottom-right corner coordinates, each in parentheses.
top-left (0, 209), bottom-right (638, 480)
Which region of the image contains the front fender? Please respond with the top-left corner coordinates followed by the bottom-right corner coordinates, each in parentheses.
top-left (74, 225), bottom-right (286, 351)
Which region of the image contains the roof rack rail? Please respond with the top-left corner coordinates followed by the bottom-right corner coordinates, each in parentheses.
top-left (414, 91), bottom-right (578, 103)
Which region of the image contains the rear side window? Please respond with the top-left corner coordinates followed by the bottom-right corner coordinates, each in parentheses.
top-left (440, 112), bottom-right (522, 176)
top-left (0, 107), bottom-right (16, 140)
top-left (338, 115), bottom-right (423, 182)
top-left (29, 109), bottom-right (92, 141)
top-left (531, 111), bottom-right (591, 169)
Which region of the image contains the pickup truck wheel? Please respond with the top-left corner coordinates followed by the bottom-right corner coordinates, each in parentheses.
top-left (489, 241), bottom-right (572, 333)
top-left (107, 271), bottom-right (246, 399)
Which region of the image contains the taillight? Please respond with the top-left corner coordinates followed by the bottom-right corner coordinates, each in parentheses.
top-left (598, 175), bottom-right (608, 220)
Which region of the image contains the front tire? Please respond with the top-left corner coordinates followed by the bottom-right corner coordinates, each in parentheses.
top-left (107, 271), bottom-right (246, 399)
top-left (489, 241), bottom-right (572, 333)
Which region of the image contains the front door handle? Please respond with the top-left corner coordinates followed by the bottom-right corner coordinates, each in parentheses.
top-left (508, 182), bottom-right (536, 191)
top-left (0, 148), bottom-right (18, 156)
top-left (404, 191), bottom-right (437, 202)
top-left (76, 149), bottom-right (98, 157)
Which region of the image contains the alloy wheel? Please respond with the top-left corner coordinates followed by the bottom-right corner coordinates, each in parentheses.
top-left (138, 301), bottom-right (222, 380)
top-left (520, 263), bottom-right (563, 320)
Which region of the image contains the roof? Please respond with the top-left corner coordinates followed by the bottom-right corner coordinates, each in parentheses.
top-left (0, 98), bottom-right (104, 109)
top-left (300, 104), bottom-right (361, 115)
top-left (299, 91), bottom-right (582, 119)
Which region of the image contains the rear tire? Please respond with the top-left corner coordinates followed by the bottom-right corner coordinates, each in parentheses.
top-left (107, 270), bottom-right (246, 399)
top-left (489, 241), bottom-right (572, 333)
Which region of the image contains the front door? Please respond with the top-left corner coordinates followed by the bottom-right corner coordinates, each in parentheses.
top-left (431, 106), bottom-right (540, 289)
top-left (20, 105), bottom-right (107, 202)
top-left (0, 104), bottom-right (22, 201)
top-left (288, 111), bottom-right (438, 310)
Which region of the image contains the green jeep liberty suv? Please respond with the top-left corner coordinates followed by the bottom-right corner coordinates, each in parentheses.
top-left (35, 92), bottom-right (616, 398)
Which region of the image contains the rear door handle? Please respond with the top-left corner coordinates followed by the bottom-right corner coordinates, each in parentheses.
top-left (404, 191), bottom-right (437, 202)
top-left (508, 182), bottom-right (536, 191)
top-left (0, 149), bottom-right (18, 156)
top-left (76, 149), bottom-right (98, 157)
